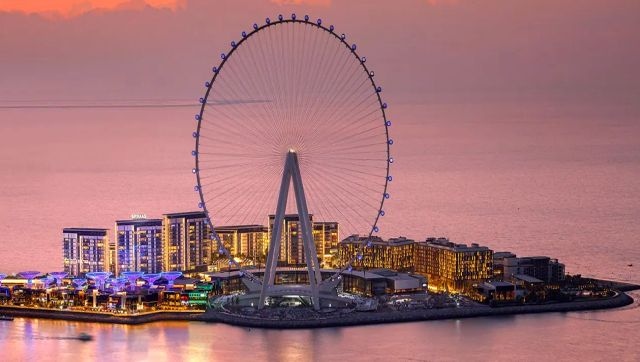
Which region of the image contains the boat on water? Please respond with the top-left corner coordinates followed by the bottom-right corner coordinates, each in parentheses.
top-left (0, 315), bottom-right (14, 321)
top-left (77, 333), bottom-right (93, 341)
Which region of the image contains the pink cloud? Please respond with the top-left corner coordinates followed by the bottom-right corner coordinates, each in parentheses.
top-left (0, 0), bottom-right (185, 18)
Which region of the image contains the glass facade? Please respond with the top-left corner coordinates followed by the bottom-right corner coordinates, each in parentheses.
top-left (339, 236), bottom-right (415, 272)
top-left (215, 225), bottom-right (269, 263)
top-left (162, 212), bottom-right (211, 272)
top-left (62, 228), bottom-right (109, 276)
top-left (115, 219), bottom-right (163, 274)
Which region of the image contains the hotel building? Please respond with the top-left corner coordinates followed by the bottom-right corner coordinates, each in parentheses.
top-left (414, 237), bottom-right (493, 293)
top-left (502, 255), bottom-right (565, 284)
top-left (162, 211), bottom-right (212, 272)
top-left (63, 228), bottom-right (110, 276)
top-left (338, 236), bottom-right (415, 272)
top-left (115, 218), bottom-right (164, 274)
top-left (215, 225), bottom-right (269, 261)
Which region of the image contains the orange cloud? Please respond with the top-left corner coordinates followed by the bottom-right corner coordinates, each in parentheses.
top-left (0, 0), bottom-right (185, 18)
top-left (270, 0), bottom-right (332, 6)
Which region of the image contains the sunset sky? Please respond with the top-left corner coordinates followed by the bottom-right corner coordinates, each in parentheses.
top-left (2, 0), bottom-right (639, 106)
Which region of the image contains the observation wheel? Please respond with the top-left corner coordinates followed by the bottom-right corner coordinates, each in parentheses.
top-left (192, 14), bottom-right (393, 280)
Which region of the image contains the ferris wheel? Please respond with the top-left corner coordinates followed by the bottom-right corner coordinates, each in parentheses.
top-left (192, 14), bottom-right (393, 284)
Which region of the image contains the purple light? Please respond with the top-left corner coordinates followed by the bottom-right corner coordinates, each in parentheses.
top-left (50, 271), bottom-right (68, 287)
top-left (121, 271), bottom-right (144, 290)
top-left (142, 273), bottom-right (161, 287)
top-left (161, 271), bottom-right (182, 289)
top-left (18, 271), bottom-right (40, 289)
top-left (85, 272), bottom-right (111, 291)
top-left (72, 278), bottom-right (87, 290)
top-left (0, 273), bottom-right (6, 286)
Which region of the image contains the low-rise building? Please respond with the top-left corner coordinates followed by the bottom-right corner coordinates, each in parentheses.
top-left (503, 255), bottom-right (565, 284)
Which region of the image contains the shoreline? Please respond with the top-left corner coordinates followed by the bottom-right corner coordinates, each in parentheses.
top-left (0, 290), bottom-right (635, 328)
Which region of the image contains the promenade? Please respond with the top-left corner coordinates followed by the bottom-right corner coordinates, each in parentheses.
top-left (0, 290), bottom-right (634, 328)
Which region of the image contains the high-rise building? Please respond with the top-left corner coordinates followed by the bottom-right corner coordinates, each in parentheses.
top-left (415, 237), bottom-right (493, 293)
top-left (115, 218), bottom-right (163, 274)
top-left (313, 221), bottom-right (339, 267)
top-left (338, 235), bottom-right (415, 272)
top-left (162, 212), bottom-right (211, 272)
top-left (215, 225), bottom-right (269, 262)
top-left (267, 214), bottom-right (339, 266)
top-left (63, 228), bottom-right (110, 276)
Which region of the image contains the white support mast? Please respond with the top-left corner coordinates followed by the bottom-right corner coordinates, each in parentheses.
top-left (259, 150), bottom-right (322, 310)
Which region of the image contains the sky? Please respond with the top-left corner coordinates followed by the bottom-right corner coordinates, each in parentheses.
top-left (0, 1), bottom-right (640, 272)
top-left (1, 0), bottom-right (639, 105)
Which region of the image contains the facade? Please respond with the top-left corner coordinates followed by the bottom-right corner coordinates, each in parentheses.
top-left (313, 221), bottom-right (339, 267)
top-left (63, 228), bottom-right (110, 276)
top-left (502, 255), bottom-right (566, 284)
top-left (338, 235), bottom-right (415, 272)
top-left (268, 214), bottom-right (339, 266)
top-left (415, 237), bottom-right (493, 293)
top-left (215, 225), bottom-right (269, 262)
top-left (115, 218), bottom-right (163, 274)
top-left (341, 269), bottom-right (427, 297)
top-left (162, 212), bottom-right (212, 272)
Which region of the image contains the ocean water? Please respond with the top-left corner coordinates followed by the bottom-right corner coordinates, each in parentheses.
top-left (0, 100), bottom-right (638, 360)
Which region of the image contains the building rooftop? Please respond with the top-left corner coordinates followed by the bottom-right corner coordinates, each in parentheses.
top-left (115, 218), bottom-right (162, 225)
top-left (420, 237), bottom-right (491, 252)
top-left (63, 228), bottom-right (108, 235)
top-left (163, 211), bottom-right (206, 219)
top-left (513, 274), bottom-right (544, 284)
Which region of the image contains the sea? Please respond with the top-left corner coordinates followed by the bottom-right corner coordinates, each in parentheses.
top-left (0, 99), bottom-right (639, 361)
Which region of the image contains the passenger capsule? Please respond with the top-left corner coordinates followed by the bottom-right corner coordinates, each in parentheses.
top-left (266, 17), bottom-right (271, 24)
top-left (194, 114), bottom-right (201, 121)
top-left (382, 103), bottom-right (388, 109)
top-left (388, 139), bottom-right (394, 145)
top-left (253, 23), bottom-right (258, 30)
top-left (212, 66), bottom-right (218, 73)
top-left (340, 33), bottom-right (346, 40)
top-left (194, 185), bottom-right (200, 191)
top-left (205, 81), bottom-right (210, 87)
top-left (329, 25), bottom-right (334, 32)
top-left (278, 14), bottom-right (283, 21)
top-left (377, 86), bottom-right (382, 92)
top-left (370, 70), bottom-right (375, 77)
top-left (221, 53), bottom-right (226, 60)
top-left (373, 226), bottom-right (379, 233)
top-left (384, 193), bottom-right (390, 199)
top-left (198, 202), bottom-right (203, 208)
top-left (380, 210), bottom-right (385, 216)
top-left (231, 41), bottom-right (236, 48)
top-left (389, 157), bottom-right (394, 163)
top-left (361, 56), bottom-right (366, 63)
top-left (192, 168), bottom-right (198, 173)
top-left (304, 15), bottom-right (309, 22)
top-left (386, 120), bottom-right (392, 127)
top-left (192, 132), bottom-right (198, 138)
top-left (191, 150), bottom-right (197, 156)
top-left (387, 175), bottom-right (393, 182)
top-left (199, 97), bottom-right (204, 104)
top-left (351, 44), bottom-right (357, 51)
top-left (242, 31), bottom-right (247, 38)
top-left (317, 18), bottom-right (322, 25)
top-left (291, 13), bottom-right (296, 20)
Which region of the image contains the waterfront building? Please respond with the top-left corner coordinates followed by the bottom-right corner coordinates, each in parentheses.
top-left (340, 269), bottom-right (427, 297)
top-left (214, 225), bottom-right (269, 263)
top-left (502, 255), bottom-right (566, 284)
top-left (414, 237), bottom-right (493, 293)
top-left (338, 235), bottom-right (415, 272)
top-left (492, 251), bottom-right (517, 281)
top-left (115, 218), bottom-right (163, 274)
top-left (162, 211), bottom-right (212, 272)
top-left (313, 221), bottom-right (339, 267)
top-left (63, 228), bottom-right (110, 276)
top-left (268, 214), bottom-right (339, 266)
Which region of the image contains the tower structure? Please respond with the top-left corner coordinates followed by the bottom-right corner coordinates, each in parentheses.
top-left (259, 151), bottom-right (322, 310)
